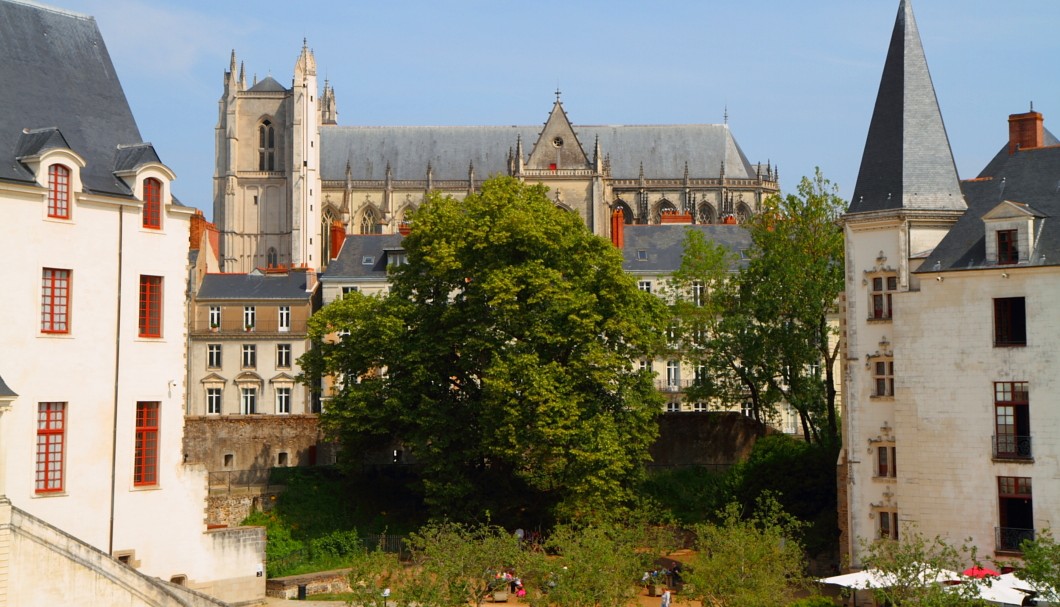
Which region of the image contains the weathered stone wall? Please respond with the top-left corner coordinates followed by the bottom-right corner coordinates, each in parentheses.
top-left (183, 414), bottom-right (335, 478)
top-left (206, 490), bottom-right (283, 527)
top-left (266, 568), bottom-right (352, 599)
top-left (650, 411), bottom-right (770, 468)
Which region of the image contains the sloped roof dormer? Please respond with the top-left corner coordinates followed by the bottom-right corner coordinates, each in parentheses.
top-left (848, 0), bottom-right (965, 214)
top-left (526, 93), bottom-right (590, 171)
top-left (982, 200), bottom-right (1046, 266)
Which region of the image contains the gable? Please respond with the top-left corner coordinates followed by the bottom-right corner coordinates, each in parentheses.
top-left (526, 99), bottom-right (590, 170)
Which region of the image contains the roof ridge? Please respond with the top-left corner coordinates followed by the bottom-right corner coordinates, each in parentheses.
top-left (5, 0), bottom-right (91, 20)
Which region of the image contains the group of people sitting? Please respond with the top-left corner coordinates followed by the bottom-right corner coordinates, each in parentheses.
top-left (491, 569), bottom-right (526, 598)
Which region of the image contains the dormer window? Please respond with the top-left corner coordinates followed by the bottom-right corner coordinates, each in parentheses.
top-left (997, 230), bottom-right (1018, 265)
top-left (48, 164), bottom-right (70, 219)
top-left (258, 120), bottom-right (275, 171)
top-left (142, 178), bottom-right (161, 229)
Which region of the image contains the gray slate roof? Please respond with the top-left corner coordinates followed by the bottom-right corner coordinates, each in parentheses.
top-left (247, 76), bottom-right (287, 93)
top-left (320, 123), bottom-right (757, 182)
top-left (197, 271), bottom-right (315, 300)
top-left (0, 0), bottom-right (147, 197)
top-left (918, 143), bottom-right (1060, 272)
top-left (321, 234), bottom-right (405, 280)
top-left (621, 224), bottom-right (751, 273)
top-left (847, 0), bottom-right (965, 214)
top-left (0, 373), bottom-right (17, 398)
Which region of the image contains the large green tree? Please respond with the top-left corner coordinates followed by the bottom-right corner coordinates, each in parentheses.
top-left (672, 169), bottom-right (845, 446)
top-left (301, 176), bottom-right (666, 523)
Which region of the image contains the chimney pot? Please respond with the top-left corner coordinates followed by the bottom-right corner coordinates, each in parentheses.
top-left (1008, 111), bottom-right (1044, 155)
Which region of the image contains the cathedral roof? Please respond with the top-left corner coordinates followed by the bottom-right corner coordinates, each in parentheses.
top-left (621, 224), bottom-right (751, 274)
top-left (322, 234), bottom-right (406, 280)
top-left (0, 0), bottom-right (146, 197)
top-left (319, 123), bottom-right (757, 182)
top-left (847, 0), bottom-right (965, 214)
top-left (247, 76), bottom-right (287, 93)
top-left (197, 271), bottom-right (315, 300)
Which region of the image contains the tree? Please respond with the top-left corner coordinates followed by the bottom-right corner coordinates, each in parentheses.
top-left (682, 494), bottom-right (810, 607)
top-left (1014, 530), bottom-right (1060, 603)
top-left (343, 548), bottom-right (404, 607)
top-left (301, 176), bottom-right (667, 523)
top-left (859, 528), bottom-right (987, 607)
top-left (403, 522), bottom-right (523, 607)
top-left (671, 169), bottom-right (845, 447)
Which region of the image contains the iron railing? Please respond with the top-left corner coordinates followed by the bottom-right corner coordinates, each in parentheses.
top-left (208, 468), bottom-right (281, 493)
top-left (992, 434), bottom-right (1033, 459)
top-left (996, 526), bottom-right (1034, 553)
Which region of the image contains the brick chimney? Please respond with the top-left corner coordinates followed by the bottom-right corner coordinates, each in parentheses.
top-left (1008, 110), bottom-right (1044, 155)
top-left (329, 220), bottom-right (346, 260)
top-left (659, 209), bottom-right (693, 224)
top-left (610, 208), bottom-right (625, 249)
top-left (189, 210), bottom-right (212, 251)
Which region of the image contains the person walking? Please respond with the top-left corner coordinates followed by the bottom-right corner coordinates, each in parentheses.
top-left (660, 589), bottom-right (671, 607)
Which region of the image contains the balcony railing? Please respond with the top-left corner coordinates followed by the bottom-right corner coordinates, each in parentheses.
top-left (654, 379), bottom-right (706, 392)
top-left (996, 526), bottom-right (1035, 553)
top-left (992, 434), bottom-right (1033, 459)
top-left (191, 319), bottom-right (307, 335)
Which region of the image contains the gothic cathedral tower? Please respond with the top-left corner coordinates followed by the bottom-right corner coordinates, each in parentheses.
top-left (213, 42), bottom-right (325, 272)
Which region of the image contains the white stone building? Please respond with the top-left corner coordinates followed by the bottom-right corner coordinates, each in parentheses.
top-left (0, 2), bottom-right (263, 604)
top-left (840, 0), bottom-right (1060, 573)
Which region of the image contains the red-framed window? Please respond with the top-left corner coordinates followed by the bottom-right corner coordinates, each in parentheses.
top-left (142, 177), bottom-right (161, 229)
top-left (36, 402), bottom-right (66, 493)
top-left (134, 401), bottom-right (159, 486)
top-left (48, 164), bottom-right (70, 219)
top-left (41, 268), bottom-right (71, 333)
top-left (138, 275), bottom-right (163, 337)
top-left (871, 275), bottom-right (898, 319)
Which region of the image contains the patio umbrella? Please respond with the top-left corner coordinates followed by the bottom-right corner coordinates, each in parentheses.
top-left (818, 569), bottom-right (889, 589)
top-left (963, 566), bottom-right (1001, 578)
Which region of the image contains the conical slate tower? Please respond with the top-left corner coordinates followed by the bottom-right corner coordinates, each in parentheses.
top-left (848, 0), bottom-right (965, 214)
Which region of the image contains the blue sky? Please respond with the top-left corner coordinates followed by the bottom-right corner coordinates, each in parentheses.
top-left (50, 0), bottom-right (1060, 219)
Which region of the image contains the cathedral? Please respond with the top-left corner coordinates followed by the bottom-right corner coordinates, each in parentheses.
top-left (213, 43), bottom-right (780, 273)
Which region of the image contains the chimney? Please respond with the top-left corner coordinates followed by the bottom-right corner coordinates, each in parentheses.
top-left (610, 208), bottom-right (625, 249)
top-left (1008, 111), bottom-right (1044, 155)
top-left (329, 220), bottom-right (346, 260)
top-left (658, 209), bottom-right (693, 224)
top-left (189, 210), bottom-right (209, 251)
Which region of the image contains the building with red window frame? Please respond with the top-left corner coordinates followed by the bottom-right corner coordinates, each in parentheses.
top-left (839, 0), bottom-right (1060, 579)
top-left (0, 1), bottom-right (264, 605)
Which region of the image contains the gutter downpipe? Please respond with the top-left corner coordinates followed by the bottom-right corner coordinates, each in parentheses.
top-left (108, 207), bottom-right (124, 554)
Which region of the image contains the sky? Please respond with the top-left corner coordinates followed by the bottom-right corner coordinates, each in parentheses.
top-left (47, 0), bottom-right (1060, 220)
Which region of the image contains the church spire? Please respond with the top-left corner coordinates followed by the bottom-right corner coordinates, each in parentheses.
top-left (848, 0), bottom-right (965, 214)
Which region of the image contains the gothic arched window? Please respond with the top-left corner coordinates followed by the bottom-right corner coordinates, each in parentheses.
top-left (652, 198), bottom-right (677, 224)
top-left (266, 247), bottom-right (278, 268)
top-left (612, 200), bottom-right (633, 224)
top-left (258, 120), bottom-right (275, 171)
top-left (698, 203), bottom-right (717, 225)
top-left (360, 208), bottom-right (380, 234)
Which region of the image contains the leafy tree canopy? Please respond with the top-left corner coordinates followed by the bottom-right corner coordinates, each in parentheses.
top-left (302, 176), bottom-right (667, 524)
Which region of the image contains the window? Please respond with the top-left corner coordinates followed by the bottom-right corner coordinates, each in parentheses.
top-left (240, 387), bottom-right (257, 414)
top-left (638, 359), bottom-right (649, 372)
top-left (208, 306), bottom-right (221, 329)
top-left (134, 402), bottom-right (159, 486)
top-left (48, 164), bottom-right (70, 219)
top-left (35, 402), bottom-right (65, 493)
top-left (278, 452), bottom-right (289, 466)
top-left (207, 344), bottom-right (222, 369)
top-left (665, 360), bottom-right (680, 390)
top-left (994, 382), bottom-right (1031, 459)
top-left (636, 249), bottom-right (648, 261)
top-left (873, 359), bottom-right (894, 397)
top-left (276, 343), bottom-right (291, 368)
top-left (998, 476), bottom-right (1034, 552)
top-left (243, 306), bottom-right (255, 331)
top-left (242, 344), bottom-right (256, 368)
top-left (994, 297), bottom-right (1026, 346)
top-left (741, 401), bottom-right (754, 417)
top-left (871, 275), bottom-right (898, 320)
top-left (41, 268), bottom-right (71, 333)
top-left (878, 510), bottom-right (899, 540)
top-left (638, 280), bottom-right (652, 294)
top-left (142, 178), bottom-right (161, 229)
top-left (692, 281), bottom-right (704, 307)
top-left (258, 120), bottom-right (275, 171)
top-left (138, 275), bottom-right (163, 337)
top-left (694, 365), bottom-right (708, 386)
top-left (342, 286), bottom-right (359, 297)
top-left (276, 387), bottom-right (291, 414)
top-left (876, 445), bottom-right (897, 478)
top-left (998, 229), bottom-right (1018, 265)
top-left (278, 306), bottom-right (290, 332)
top-left (206, 388), bottom-right (222, 415)
top-left (691, 401), bottom-right (707, 412)
top-left (267, 247), bottom-right (278, 268)
top-left (666, 401), bottom-right (680, 413)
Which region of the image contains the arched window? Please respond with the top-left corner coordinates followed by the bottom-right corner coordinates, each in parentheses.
top-left (142, 178), bottom-right (161, 229)
top-left (652, 199), bottom-right (677, 224)
top-left (258, 120), bottom-right (275, 171)
top-left (360, 208), bottom-right (379, 234)
top-left (698, 203), bottom-right (717, 224)
top-left (320, 210), bottom-right (333, 262)
top-left (48, 164), bottom-right (70, 219)
top-left (736, 202), bottom-right (752, 223)
top-left (266, 247), bottom-right (278, 268)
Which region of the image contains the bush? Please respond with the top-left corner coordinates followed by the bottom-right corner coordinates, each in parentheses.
top-left (309, 529), bottom-right (362, 560)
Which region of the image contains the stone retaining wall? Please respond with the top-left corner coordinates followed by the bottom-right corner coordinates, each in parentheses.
top-left (266, 568), bottom-right (351, 599)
